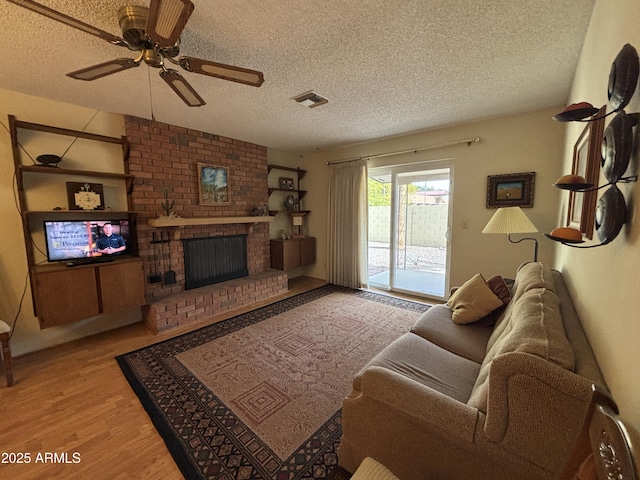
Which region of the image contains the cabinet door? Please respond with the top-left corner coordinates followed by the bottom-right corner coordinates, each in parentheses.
top-left (282, 240), bottom-right (301, 270)
top-left (300, 237), bottom-right (316, 266)
top-left (34, 268), bottom-right (100, 328)
top-left (270, 239), bottom-right (302, 270)
top-left (270, 240), bottom-right (285, 270)
top-left (98, 260), bottom-right (146, 313)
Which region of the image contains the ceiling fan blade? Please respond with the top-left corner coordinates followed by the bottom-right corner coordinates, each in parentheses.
top-left (159, 69), bottom-right (206, 107)
top-left (179, 57), bottom-right (265, 87)
top-left (146, 0), bottom-right (194, 49)
top-left (67, 59), bottom-right (140, 81)
top-left (6, 0), bottom-right (127, 47)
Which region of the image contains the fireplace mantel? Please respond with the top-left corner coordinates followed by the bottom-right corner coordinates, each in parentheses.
top-left (148, 216), bottom-right (274, 239)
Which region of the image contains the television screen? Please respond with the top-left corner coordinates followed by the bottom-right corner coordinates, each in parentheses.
top-left (43, 220), bottom-right (131, 263)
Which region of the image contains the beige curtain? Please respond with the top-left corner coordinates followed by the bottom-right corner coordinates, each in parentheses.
top-left (327, 159), bottom-right (368, 288)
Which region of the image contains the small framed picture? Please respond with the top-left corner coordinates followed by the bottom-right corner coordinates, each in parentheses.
top-left (198, 163), bottom-right (230, 205)
top-left (279, 177), bottom-right (294, 190)
top-left (486, 172), bottom-right (535, 208)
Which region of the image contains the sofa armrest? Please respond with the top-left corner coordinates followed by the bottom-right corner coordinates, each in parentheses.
top-left (483, 352), bottom-right (601, 473)
top-left (356, 366), bottom-right (480, 443)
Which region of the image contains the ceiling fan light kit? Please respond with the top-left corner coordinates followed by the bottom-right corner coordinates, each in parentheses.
top-left (8, 0), bottom-right (265, 107)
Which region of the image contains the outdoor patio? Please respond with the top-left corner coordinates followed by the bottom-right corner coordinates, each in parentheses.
top-left (368, 242), bottom-right (447, 298)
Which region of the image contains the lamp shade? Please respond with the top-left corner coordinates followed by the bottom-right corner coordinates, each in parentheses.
top-left (482, 207), bottom-right (538, 234)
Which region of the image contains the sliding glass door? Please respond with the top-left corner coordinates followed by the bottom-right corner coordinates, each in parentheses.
top-left (368, 164), bottom-right (451, 299)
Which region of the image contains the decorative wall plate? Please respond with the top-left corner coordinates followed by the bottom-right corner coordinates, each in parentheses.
top-left (595, 185), bottom-right (626, 245)
top-left (36, 154), bottom-right (62, 167)
top-left (608, 43), bottom-right (639, 112)
top-left (601, 111), bottom-right (637, 183)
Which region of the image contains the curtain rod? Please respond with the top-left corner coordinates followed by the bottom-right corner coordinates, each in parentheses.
top-left (325, 136), bottom-right (481, 165)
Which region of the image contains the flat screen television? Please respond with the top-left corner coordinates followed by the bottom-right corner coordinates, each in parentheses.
top-left (43, 219), bottom-right (131, 264)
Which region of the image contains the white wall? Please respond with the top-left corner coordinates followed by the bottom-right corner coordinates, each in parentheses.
top-left (555, 0), bottom-right (640, 438)
top-left (0, 89), bottom-right (141, 356)
top-left (299, 107), bottom-right (565, 290)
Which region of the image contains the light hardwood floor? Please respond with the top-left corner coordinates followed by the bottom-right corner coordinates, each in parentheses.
top-left (0, 276), bottom-right (327, 480)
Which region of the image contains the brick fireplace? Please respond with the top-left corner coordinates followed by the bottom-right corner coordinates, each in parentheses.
top-left (125, 116), bottom-right (287, 331)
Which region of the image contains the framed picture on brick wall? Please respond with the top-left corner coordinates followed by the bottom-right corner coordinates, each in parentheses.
top-left (198, 163), bottom-right (230, 205)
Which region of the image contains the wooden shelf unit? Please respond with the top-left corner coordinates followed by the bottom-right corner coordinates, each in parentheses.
top-left (268, 164), bottom-right (308, 212)
top-left (267, 164), bottom-right (316, 268)
top-left (9, 115), bottom-right (145, 328)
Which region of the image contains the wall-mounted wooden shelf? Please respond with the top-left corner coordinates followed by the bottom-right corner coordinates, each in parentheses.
top-left (24, 210), bottom-right (135, 217)
top-left (268, 187), bottom-right (307, 200)
top-left (9, 115), bottom-right (141, 328)
top-left (267, 164), bottom-right (306, 181)
top-left (20, 165), bottom-right (135, 194)
top-left (148, 216), bottom-right (274, 239)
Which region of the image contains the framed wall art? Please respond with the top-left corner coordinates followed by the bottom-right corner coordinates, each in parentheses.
top-left (197, 163), bottom-right (230, 205)
top-left (279, 177), bottom-right (294, 190)
top-left (486, 172), bottom-right (535, 208)
top-left (566, 106), bottom-right (605, 239)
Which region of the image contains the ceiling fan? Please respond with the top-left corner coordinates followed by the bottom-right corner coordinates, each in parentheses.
top-left (7, 0), bottom-right (265, 107)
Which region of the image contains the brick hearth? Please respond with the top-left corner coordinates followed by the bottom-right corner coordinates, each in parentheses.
top-left (143, 270), bottom-right (288, 332)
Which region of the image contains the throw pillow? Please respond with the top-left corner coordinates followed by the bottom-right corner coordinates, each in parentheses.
top-left (470, 275), bottom-right (513, 327)
top-left (447, 274), bottom-right (504, 324)
top-left (486, 275), bottom-right (511, 306)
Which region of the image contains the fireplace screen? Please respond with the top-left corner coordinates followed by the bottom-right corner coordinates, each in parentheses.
top-left (183, 234), bottom-right (248, 290)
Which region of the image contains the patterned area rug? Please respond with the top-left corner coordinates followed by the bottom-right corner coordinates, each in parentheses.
top-left (117, 285), bottom-right (430, 479)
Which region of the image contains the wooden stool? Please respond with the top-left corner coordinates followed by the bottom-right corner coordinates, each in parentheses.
top-left (0, 320), bottom-right (13, 387)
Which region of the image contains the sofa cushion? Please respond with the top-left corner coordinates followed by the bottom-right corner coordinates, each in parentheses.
top-left (411, 305), bottom-right (492, 364)
top-left (354, 332), bottom-right (481, 403)
top-left (487, 262), bottom-right (556, 354)
top-left (447, 274), bottom-right (504, 324)
top-left (511, 262), bottom-right (556, 301)
top-left (467, 288), bottom-right (575, 411)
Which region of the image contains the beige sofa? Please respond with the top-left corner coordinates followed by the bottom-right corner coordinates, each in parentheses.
top-left (338, 262), bottom-right (609, 480)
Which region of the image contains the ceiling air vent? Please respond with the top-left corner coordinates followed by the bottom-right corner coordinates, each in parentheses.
top-left (292, 90), bottom-right (329, 108)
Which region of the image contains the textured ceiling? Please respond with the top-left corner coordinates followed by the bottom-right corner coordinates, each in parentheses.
top-left (0, 0), bottom-right (595, 155)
